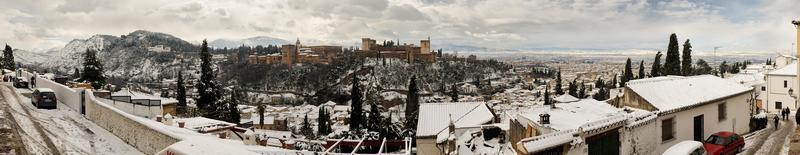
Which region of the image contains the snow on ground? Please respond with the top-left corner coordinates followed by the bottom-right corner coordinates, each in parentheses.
top-left (741, 114), bottom-right (795, 155)
top-left (1, 85), bottom-right (143, 155)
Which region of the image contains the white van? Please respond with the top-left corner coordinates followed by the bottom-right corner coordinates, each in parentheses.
top-left (663, 141), bottom-right (706, 155)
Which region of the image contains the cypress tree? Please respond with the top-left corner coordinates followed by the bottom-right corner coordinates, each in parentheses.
top-left (301, 114), bottom-right (313, 138)
top-left (555, 69), bottom-right (564, 95)
top-left (622, 58), bottom-right (633, 87)
top-left (681, 39), bottom-right (693, 75)
top-left (72, 68), bottom-right (80, 79)
top-left (638, 60), bottom-right (645, 79)
top-left (405, 76), bottom-right (419, 131)
top-left (612, 73), bottom-right (618, 88)
top-left (544, 85), bottom-right (551, 106)
top-left (176, 71), bottom-right (187, 115)
top-left (651, 51), bottom-right (663, 77)
top-left (197, 39), bottom-right (222, 119)
top-left (664, 33), bottom-right (681, 75)
top-left (3, 44), bottom-right (14, 70)
top-left (368, 102), bottom-right (382, 131)
top-left (719, 61), bottom-right (728, 78)
top-left (450, 84), bottom-right (459, 102)
top-left (318, 107), bottom-right (331, 135)
top-left (350, 75), bottom-right (363, 131)
top-left (226, 89), bottom-right (241, 124)
top-left (578, 81), bottom-right (586, 98)
top-left (79, 49), bottom-right (107, 89)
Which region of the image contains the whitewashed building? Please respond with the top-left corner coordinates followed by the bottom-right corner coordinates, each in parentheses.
top-left (510, 99), bottom-right (656, 155)
top-left (728, 72), bottom-right (766, 112)
top-left (774, 54), bottom-right (796, 69)
top-left (620, 75), bottom-right (753, 154)
top-left (416, 102), bottom-right (497, 155)
top-left (766, 62), bottom-right (798, 112)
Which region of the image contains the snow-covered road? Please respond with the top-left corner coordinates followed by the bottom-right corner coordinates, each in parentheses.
top-left (741, 115), bottom-right (796, 155)
top-left (0, 84), bottom-right (143, 155)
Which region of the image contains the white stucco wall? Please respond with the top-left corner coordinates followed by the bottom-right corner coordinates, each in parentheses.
top-left (654, 93), bottom-right (751, 154)
top-left (19, 71), bottom-right (181, 154)
top-left (766, 75), bottom-right (798, 112)
top-left (620, 120), bottom-right (658, 155)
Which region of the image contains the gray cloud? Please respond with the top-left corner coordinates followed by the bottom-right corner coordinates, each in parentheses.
top-left (0, 0), bottom-right (796, 54)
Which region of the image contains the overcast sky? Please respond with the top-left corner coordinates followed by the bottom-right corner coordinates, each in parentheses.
top-left (1, 0), bottom-right (799, 53)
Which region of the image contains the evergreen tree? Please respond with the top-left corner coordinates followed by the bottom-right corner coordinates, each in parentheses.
top-left (651, 51), bottom-right (663, 77)
top-left (79, 49), bottom-right (107, 89)
top-left (544, 85), bottom-right (552, 106)
top-left (405, 76), bottom-right (419, 131)
top-left (225, 89), bottom-right (241, 124)
top-left (693, 59), bottom-right (713, 75)
top-left (176, 71), bottom-right (187, 115)
top-left (257, 104), bottom-right (265, 128)
top-left (3, 44), bottom-right (14, 70)
top-left (72, 68), bottom-right (80, 79)
top-left (664, 33), bottom-right (681, 75)
top-left (681, 39), bottom-right (693, 75)
top-left (578, 81), bottom-right (586, 98)
top-left (301, 114), bottom-right (313, 138)
top-left (719, 61), bottom-right (728, 78)
top-left (368, 102), bottom-right (382, 131)
top-left (350, 75), bottom-right (363, 131)
top-left (197, 40), bottom-right (222, 119)
top-left (593, 87), bottom-right (608, 100)
top-left (638, 60), bottom-right (645, 79)
top-left (622, 58), bottom-right (633, 87)
top-left (318, 107), bottom-right (331, 136)
top-left (611, 73), bottom-right (618, 88)
top-left (594, 78), bottom-right (605, 89)
top-left (567, 79), bottom-right (578, 97)
top-left (555, 69), bottom-right (564, 95)
top-left (450, 84), bottom-right (459, 102)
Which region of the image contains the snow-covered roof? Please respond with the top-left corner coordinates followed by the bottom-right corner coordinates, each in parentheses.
top-left (727, 73), bottom-right (765, 87)
top-left (518, 99), bottom-right (629, 131)
top-left (768, 62), bottom-right (796, 76)
top-left (626, 75), bottom-right (751, 115)
top-left (173, 117), bottom-right (236, 133)
top-left (553, 94), bottom-right (579, 103)
top-left (112, 89), bottom-right (179, 105)
top-left (521, 130), bottom-right (579, 153)
top-left (250, 115), bottom-right (275, 125)
top-left (416, 102), bottom-right (495, 138)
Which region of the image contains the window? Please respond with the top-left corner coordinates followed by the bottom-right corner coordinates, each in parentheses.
top-left (718, 103), bottom-right (727, 121)
top-left (785, 80), bottom-right (788, 88)
top-left (776, 102), bottom-right (783, 109)
top-left (662, 118), bottom-right (675, 142)
top-left (762, 86), bottom-right (766, 91)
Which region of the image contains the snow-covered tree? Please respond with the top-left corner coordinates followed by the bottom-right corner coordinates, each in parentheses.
top-left (3, 44), bottom-right (13, 70)
top-left (350, 75), bottom-right (363, 131)
top-left (257, 104), bottom-right (265, 128)
top-left (450, 84), bottom-right (459, 102)
top-left (405, 76), bottom-right (419, 131)
top-left (176, 71), bottom-right (187, 115)
top-left (368, 102), bottom-right (382, 132)
top-left (79, 49), bottom-right (106, 89)
top-left (197, 39), bottom-right (222, 119)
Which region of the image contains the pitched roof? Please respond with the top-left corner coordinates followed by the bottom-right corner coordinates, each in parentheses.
top-left (768, 62), bottom-right (796, 76)
top-left (727, 73), bottom-right (765, 87)
top-left (416, 102), bottom-right (495, 138)
top-left (626, 75), bottom-right (751, 114)
top-left (518, 99), bottom-right (634, 131)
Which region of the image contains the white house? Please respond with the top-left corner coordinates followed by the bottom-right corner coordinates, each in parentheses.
top-left (510, 99), bottom-right (655, 154)
top-left (728, 73), bottom-right (766, 111)
top-left (416, 102), bottom-right (496, 155)
top-left (766, 62), bottom-right (798, 112)
top-left (620, 75), bottom-right (753, 154)
top-left (774, 54), bottom-right (796, 69)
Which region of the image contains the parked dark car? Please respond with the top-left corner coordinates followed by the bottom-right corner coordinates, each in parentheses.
top-left (703, 131), bottom-right (744, 155)
top-left (31, 88), bottom-right (57, 109)
top-left (13, 77), bottom-right (28, 88)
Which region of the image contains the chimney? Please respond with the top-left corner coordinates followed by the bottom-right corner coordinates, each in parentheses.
top-left (219, 132), bottom-right (228, 139)
top-left (539, 113), bottom-right (550, 124)
top-left (155, 115), bottom-right (163, 122)
top-left (178, 121), bottom-right (186, 128)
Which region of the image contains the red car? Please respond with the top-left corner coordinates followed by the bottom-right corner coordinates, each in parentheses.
top-left (703, 131), bottom-right (744, 155)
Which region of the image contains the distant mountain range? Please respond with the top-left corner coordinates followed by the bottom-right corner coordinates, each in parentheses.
top-left (209, 36), bottom-right (289, 48)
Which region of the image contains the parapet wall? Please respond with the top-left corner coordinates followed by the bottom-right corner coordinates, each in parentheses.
top-left (20, 70), bottom-right (181, 154)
